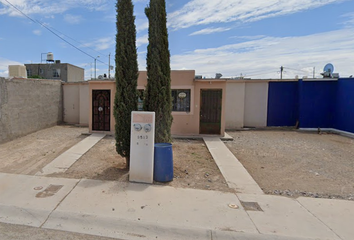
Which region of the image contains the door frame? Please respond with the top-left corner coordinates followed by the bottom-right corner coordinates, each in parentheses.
top-left (199, 89), bottom-right (222, 135)
top-left (92, 89), bottom-right (111, 131)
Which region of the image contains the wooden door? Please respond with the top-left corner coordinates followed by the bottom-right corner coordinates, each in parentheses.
top-left (92, 90), bottom-right (110, 131)
top-left (200, 89), bottom-right (222, 134)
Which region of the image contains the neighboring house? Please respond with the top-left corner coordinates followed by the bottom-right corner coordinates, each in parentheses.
top-left (25, 62), bottom-right (84, 82)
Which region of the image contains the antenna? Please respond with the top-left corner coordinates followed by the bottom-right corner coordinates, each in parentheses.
top-left (280, 66), bottom-right (284, 79)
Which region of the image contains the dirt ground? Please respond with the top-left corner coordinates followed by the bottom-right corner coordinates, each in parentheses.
top-left (225, 130), bottom-right (354, 200)
top-left (50, 136), bottom-right (231, 192)
top-left (0, 126), bottom-right (87, 175)
top-left (3, 126), bottom-right (352, 200)
top-left (0, 126), bottom-right (230, 192)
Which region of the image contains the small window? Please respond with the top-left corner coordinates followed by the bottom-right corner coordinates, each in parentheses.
top-left (137, 90), bottom-right (144, 111)
top-left (26, 69), bottom-right (32, 77)
top-left (172, 89), bottom-right (191, 112)
top-left (53, 69), bottom-right (60, 78)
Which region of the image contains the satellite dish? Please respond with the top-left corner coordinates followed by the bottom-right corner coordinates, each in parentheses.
top-left (324, 63), bottom-right (334, 74)
top-left (321, 63), bottom-right (334, 78)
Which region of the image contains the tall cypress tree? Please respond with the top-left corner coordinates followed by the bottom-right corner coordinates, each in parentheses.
top-left (114, 0), bottom-right (138, 168)
top-left (144, 0), bottom-right (172, 143)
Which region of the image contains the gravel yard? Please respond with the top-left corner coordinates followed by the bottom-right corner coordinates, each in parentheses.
top-left (225, 130), bottom-right (354, 200)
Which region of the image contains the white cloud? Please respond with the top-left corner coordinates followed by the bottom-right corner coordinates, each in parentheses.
top-left (170, 28), bottom-right (354, 79)
top-left (136, 34), bottom-right (148, 47)
top-left (231, 35), bottom-right (266, 40)
top-left (136, 19), bottom-right (148, 32)
top-left (190, 27), bottom-right (231, 36)
top-left (32, 29), bottom-right (41, 35)
top-left (133, 0), bottom-right (149, 3)
top-left (341, 12), bottom-right (354, 27)
top-left (82, 37), bottom-right (114, 51)
top-left (168, 0), bottom-right (344, 30)
top-left (0, 57), bottom-right (23, 78)
top-left (0, 0), bottom-right (108, 17)
top-left (64, 14), bottom-right (83, 24)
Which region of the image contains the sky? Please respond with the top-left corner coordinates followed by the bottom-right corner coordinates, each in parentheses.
top-left (0, 0), bottom-right (354, 80)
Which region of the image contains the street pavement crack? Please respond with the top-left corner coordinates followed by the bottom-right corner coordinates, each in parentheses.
top-left (39, 179), bottom-right (82, 228)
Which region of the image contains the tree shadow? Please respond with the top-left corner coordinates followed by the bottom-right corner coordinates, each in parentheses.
top-left (93, 166), bottom-right (129, 182)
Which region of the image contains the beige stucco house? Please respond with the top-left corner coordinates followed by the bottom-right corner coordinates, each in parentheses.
top-left (64, 70), bottom-right (227, 136)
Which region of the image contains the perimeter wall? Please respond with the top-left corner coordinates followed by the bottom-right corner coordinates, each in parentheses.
top-left (0, 77), bottom-right (62, 143)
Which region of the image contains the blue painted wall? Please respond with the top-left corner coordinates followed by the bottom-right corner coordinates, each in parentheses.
top-left (334, 78), bottom-right (354, 133)
top-left (298, 80), bottom-right (337, 129)
top-left (267, 82), bottom-right (299, 126)
top-left (266, 78), bottom-right (354, 134)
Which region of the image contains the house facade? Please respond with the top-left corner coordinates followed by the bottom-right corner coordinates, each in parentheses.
top-left (63, 70), bottom-right (227, 136)
top-left (25, 62), bottom-right (84, 82)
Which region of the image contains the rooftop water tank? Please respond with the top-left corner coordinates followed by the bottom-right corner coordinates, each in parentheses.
top-left (47, 52), bottom-right (54, 62)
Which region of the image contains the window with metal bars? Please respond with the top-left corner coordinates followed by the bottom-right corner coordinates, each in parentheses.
top-left (172, 89), bottom-right (191, 112)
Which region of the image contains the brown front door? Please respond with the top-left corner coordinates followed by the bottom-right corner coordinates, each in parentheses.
top-left (92, 90), bottom-right (110, 131)
top-left (200, 89), bottom-right (222, 134)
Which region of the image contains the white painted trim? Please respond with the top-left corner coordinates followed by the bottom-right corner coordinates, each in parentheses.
top-left (299, 128), bottom-right (354, 139)
top-left (331, 129), bottom-right (354, 139)
top-left (302, 78), bottom-right (338, 82)
top-left (299, 128), bottom-right (333, 131)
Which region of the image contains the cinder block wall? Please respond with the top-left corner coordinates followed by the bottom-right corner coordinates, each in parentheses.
top-left (0, 77), bottom-right (62, 143)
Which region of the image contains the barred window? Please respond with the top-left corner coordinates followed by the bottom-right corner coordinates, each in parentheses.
top-left (172, 89), bottom-right (191, 112)
top-left (138, 90), bottom-right (144, 111)
top-left (53, 69), bottom-right (60, 78)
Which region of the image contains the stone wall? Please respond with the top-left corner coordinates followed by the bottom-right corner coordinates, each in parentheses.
top-left (0, 77), bottom-right (62, 143)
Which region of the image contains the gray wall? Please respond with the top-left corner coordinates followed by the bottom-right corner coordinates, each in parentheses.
top-left (24, 63), bottom-right (84, 82)
top-left (0, 77), bottom-right (62, 143)
top-left (62, 82), bottom-right (89, 126)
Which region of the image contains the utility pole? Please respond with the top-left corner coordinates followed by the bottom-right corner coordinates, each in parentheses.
top-left (108, 53), bottom-right (111, 79)
top-left (94, 56), bottom-right (99, 79)
top-left (280, 66), bottom-right (284, 79)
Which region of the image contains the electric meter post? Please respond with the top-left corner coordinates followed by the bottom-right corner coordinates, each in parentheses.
top-left (129, 111), bottom-right (155, 184)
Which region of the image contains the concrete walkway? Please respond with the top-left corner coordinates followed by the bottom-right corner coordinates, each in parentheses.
top-left (36, 133), bottom-right (105, 176)
top-left (203, 137), bottom-right (264, 194)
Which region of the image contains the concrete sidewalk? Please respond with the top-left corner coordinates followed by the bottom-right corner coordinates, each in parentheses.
top-left (0, 172), bottom-right (353, 240)
top-left (36, 133), bottom-right (105, 176)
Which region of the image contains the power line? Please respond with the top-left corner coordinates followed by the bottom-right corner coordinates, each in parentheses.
top-left (283, 66), bottom-right (310, 73)
top-left (246, 71), bottom-right (278, 78)
top-left (46, 25), bottom-right (109, 58)
top-left (3, 0), bottom-right (110, 66)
